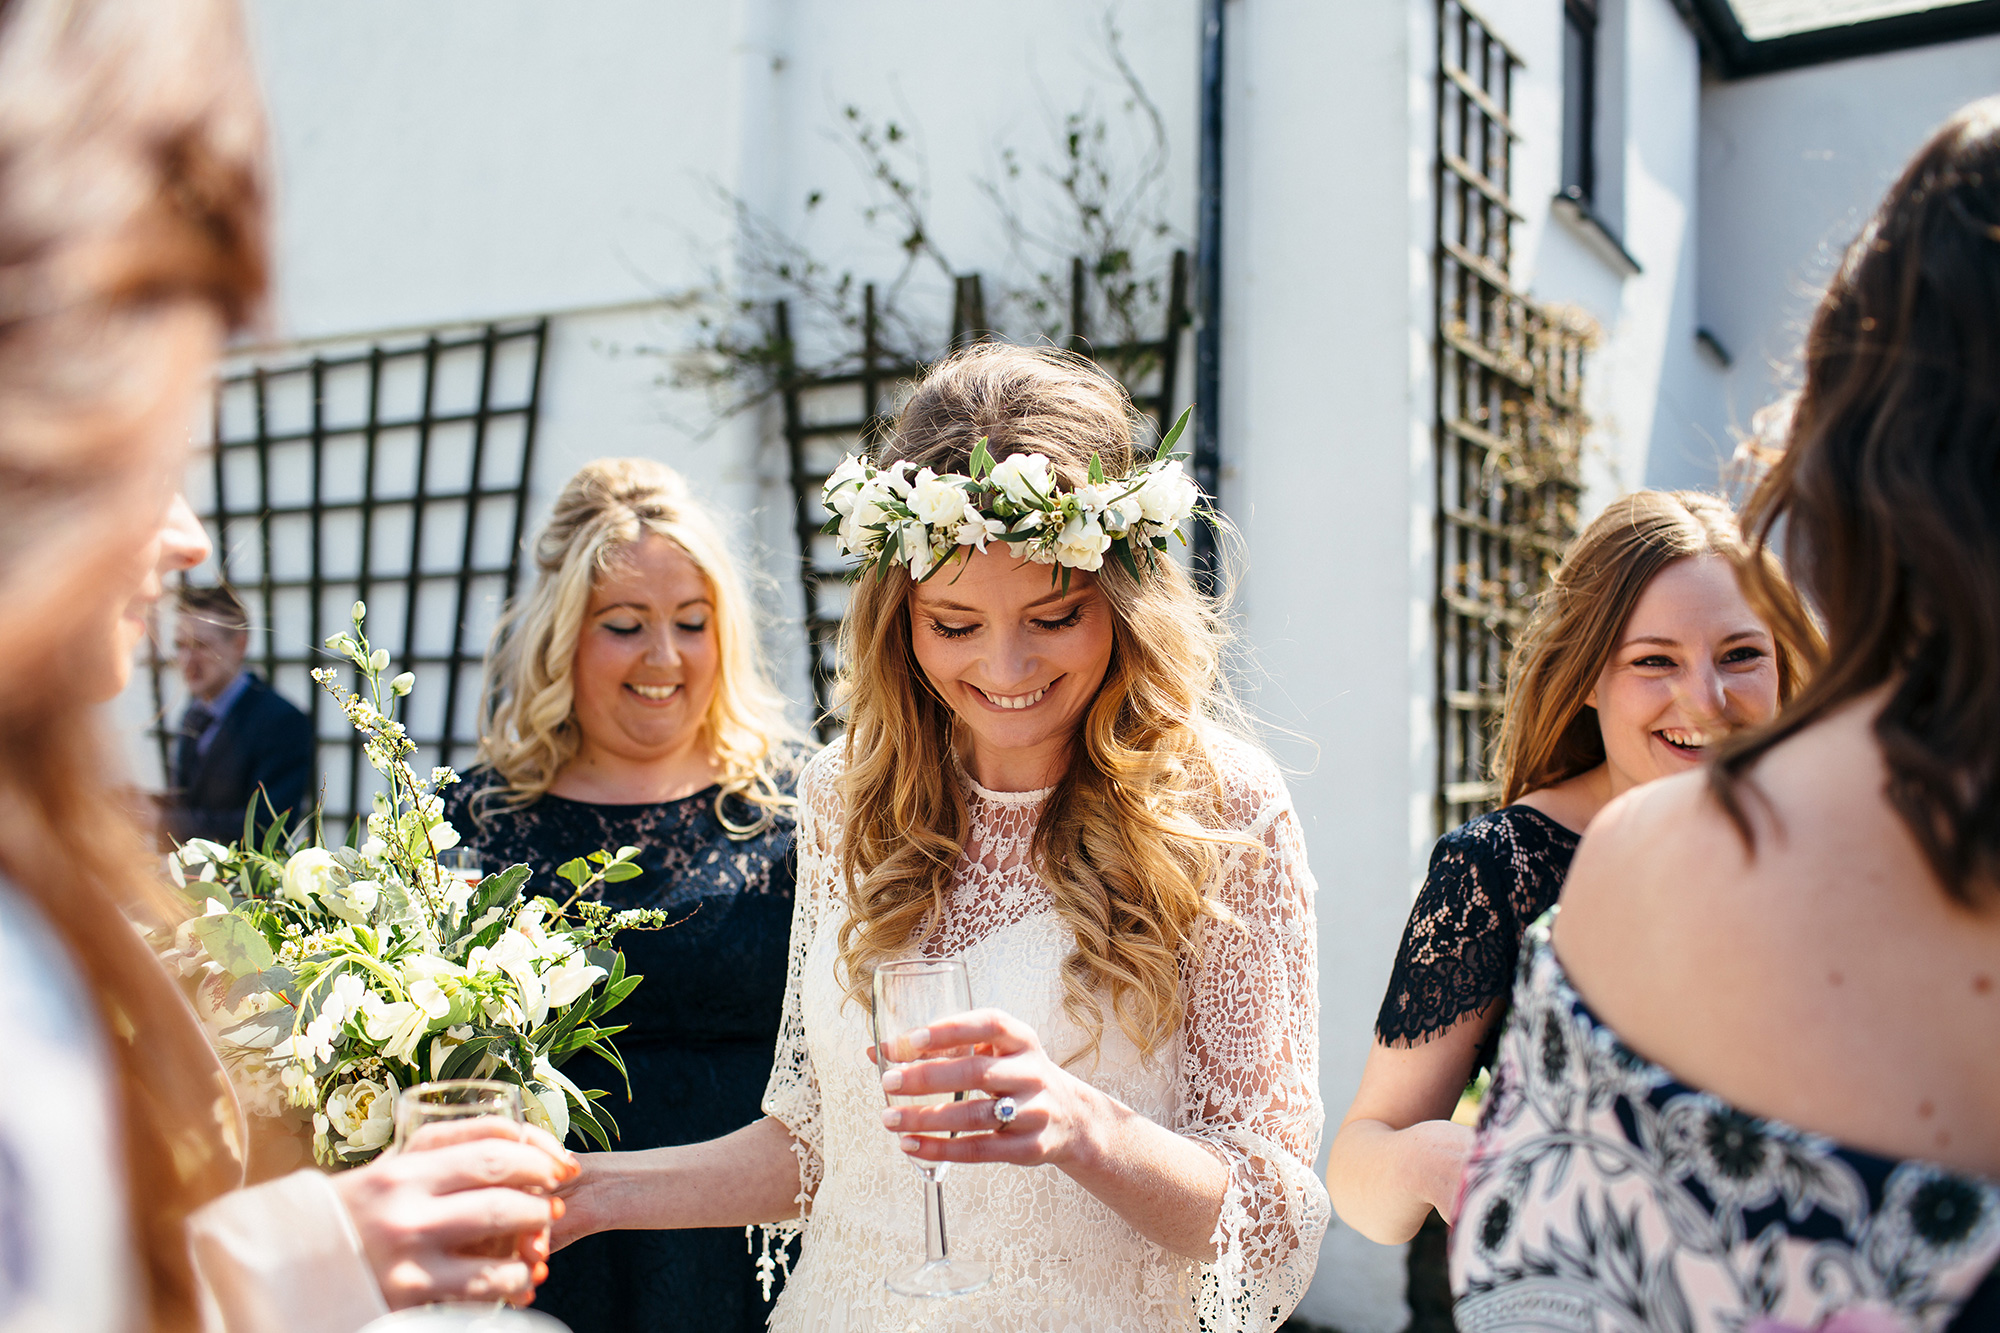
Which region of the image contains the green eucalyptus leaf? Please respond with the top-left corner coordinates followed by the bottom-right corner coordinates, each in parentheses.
top-left (1156, 404), bottom-right (1193, 459)
top-left (192, 912), bottom-right (276, 977)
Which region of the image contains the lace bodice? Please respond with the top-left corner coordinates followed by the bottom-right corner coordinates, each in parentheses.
top-left (760, 738), bottom-right (1329, 1331)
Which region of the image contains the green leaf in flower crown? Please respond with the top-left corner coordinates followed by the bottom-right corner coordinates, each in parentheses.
top-left (193, 911), bottom-right (276, 978)
top-left (1088, 453), bottom-right (1106, 484)
top-left (970, 436), bottom-right (995, 481)
top-left (1112, 538), bottom-right (1144, 582)
top-left (1156, 404), bottom-right (1193, 460)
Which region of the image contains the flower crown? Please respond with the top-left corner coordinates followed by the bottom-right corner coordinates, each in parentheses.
top-left (821, 406), bottom-right (1203, 585)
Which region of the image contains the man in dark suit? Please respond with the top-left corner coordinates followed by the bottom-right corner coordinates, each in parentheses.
top-left (161, 585), bottom-right (317, 846)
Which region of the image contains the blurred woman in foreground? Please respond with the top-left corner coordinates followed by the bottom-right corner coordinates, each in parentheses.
top-left (1453, 98), bottom-right (2000, 1331)
top-left (0, 0), bottom-right (570, 1328)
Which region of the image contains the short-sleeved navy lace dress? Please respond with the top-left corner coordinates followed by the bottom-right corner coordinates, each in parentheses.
top-left (445, 762), bottom-right (802, 1333)
top-left (1375, 805), bottom-right (1580, 1068)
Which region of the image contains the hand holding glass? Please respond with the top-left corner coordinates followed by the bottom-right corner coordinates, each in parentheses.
top-left (394, 1080), bottom-right (535, 1266)
top-left (871, 958), bottom-right (992, 1298)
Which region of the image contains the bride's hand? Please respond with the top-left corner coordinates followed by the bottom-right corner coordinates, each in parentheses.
top-left (873, 1007), bottom-right (1107, 1170)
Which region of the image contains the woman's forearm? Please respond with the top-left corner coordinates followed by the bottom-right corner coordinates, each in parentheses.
top-left (1325, 1116), bottom-right (1472, 1245)
top-left (563, 1116), bottom-right (803, 1239)
top-left (1059, 1085), bottom-right (1231, 1261)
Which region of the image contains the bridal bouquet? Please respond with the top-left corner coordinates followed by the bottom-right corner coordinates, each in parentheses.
top-left (162, 603), bottom-right (667, 1166)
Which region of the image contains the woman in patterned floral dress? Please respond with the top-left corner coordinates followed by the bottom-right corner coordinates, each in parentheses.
top-left (448, 457), bottom-right (807, 1332)
top-left (1327, 491), bottom-right (1819, 1246)
top-left (552, 345), bottom-right (1330, 1331)
top-left (1454, 97), bottom-right (2000, 1332)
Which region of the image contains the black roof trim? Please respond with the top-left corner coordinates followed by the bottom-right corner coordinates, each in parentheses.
top-left (1676, 0), bottom-right (2000, 78)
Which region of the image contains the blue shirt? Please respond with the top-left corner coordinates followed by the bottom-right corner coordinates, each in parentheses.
top-left (186, 669), bottom-right (253, 758)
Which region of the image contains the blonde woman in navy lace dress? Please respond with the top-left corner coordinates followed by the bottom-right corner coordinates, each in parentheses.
top-left (1326, 491), bottom-right (1819, 1246)
top-left (447, 457), bottom-right (808, 1332)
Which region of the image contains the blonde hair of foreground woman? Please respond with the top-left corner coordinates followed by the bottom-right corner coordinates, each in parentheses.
top-left (1493, 488), bottom-right (1823, 805)
top-left (834, 343), bottom-right (1252, 1063)
top-left (474, 457), bottom-right (802, 833)
top-left (0, 0), bottom-right (269, 1328)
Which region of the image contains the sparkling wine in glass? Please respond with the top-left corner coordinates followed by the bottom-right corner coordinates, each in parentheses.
top-left (393, 1081), bottom-right (532, 1269)
top-left (392, 1078), bottom-right (524, 1152)
top-left (871, 958), bottom-right (992, 1298)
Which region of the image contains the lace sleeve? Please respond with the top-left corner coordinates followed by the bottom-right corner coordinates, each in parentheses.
top-left (756, 745), bottom-right (843, 1269)
top-left (1373, 809), bottom-right (1576, 1049)
top-left (1178, 740), bottom-right (1331, 1332)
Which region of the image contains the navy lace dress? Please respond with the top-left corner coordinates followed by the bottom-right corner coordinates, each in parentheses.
top-left (444, 763), bottom-right (803, 1333)
top-left (1376, 805), bottom-right (1581, 1071)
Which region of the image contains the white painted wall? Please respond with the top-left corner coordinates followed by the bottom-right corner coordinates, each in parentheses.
top-left (1222, 3), bottom-right (1435, 1325)
top-left (1690, 32), bottom-right (2000, 465)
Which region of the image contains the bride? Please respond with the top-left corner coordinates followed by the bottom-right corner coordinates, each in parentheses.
top-left (556, 344), bottom-right (1329, 1330)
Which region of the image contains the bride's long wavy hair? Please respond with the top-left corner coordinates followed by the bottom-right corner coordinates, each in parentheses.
top-left (834, 345), bottom-right (1247, 1061)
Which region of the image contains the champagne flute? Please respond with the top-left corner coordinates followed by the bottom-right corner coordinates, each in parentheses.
top-left (393, 1080), bottom-right (530, 1267)
top-left (871, 958), bottom-right (992, 1298)
top-left (392, 1078), bottom-right (524, 1153)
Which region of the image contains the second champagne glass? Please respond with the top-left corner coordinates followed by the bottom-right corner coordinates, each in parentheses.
top-left (871, 958), bottom-right (992, 1298)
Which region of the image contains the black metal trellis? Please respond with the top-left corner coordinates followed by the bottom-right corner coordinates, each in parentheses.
top-left (1433, 0), bottom-right (1589, 833)
top-left (778, 252), bottom-right (1191, 736)
top-left (151, 319), bottom-right (549, 839)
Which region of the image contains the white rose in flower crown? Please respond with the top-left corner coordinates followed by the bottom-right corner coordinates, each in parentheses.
top-left (838, 482), bottom-right (898, 555)
top-left (988, 452), bottom-right (1055, 508)
top-left (281, 847), bottom-right (341, 908)
top-left (907, 469), bottom-right (975, 529)
top-left (325, 1074), bottom-right (397, 1152)
top-left (822, 456), bottom-right (871, 516)
top-left (954, 513), bottom-right (1008, 551)
top-left (1077, 483), bottom-right (1144, 537)
top-left (1133, 460), bottom-right (1199, 526)
top-left (1052, 512), bottom-right (1112, 571)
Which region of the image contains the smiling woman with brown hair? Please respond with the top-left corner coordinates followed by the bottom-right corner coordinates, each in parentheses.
top-left (1326, 488), bottom-right (1820, 1249)
top-left (1452, 97), bottom-right (2000, 1331)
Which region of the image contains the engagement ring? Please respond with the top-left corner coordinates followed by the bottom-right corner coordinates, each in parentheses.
top-left (993, 1096), bottom-right (1018, 1127)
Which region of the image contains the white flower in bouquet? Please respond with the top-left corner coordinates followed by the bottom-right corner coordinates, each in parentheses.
top-left (281, 847), bottom-right (340, 908)
top-left (157, 604), bottom-right (666, 1167)
top-left (325, 1074), bottom-right (397, 1153)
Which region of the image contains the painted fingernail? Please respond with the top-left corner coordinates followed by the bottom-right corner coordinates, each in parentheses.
top-left (551, 1198), bottom-right (566, 1219)
top-left (900, 1135), bottom-right (921, 1153)
top-left (881, 1109), bottom-right (901, 1129)
top-left (907, 1027), bottom-right (931, 1051)
top-left (533, 1263), bottom-right (548, 1284)
top-left (880, 1068), bottom-right (903, 1092)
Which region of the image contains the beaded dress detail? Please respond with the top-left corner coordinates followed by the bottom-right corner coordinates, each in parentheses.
top-left (760, 739), bottom-right (1329, 1332)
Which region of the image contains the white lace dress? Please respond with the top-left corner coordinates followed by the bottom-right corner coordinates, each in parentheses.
top-left (760, 738), bottom-right (1329, 1332)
